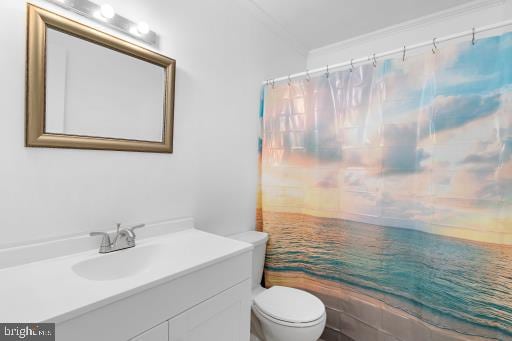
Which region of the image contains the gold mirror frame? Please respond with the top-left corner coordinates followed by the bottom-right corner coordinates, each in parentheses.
top-left (26, 4), bottom-right (175, 153)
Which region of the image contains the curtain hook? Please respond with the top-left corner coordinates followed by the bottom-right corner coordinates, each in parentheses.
top-left (305, 69), bottom-right (311, 82)
top-left (288, 75), bottom-right (292, 86)
top-left (372, 53), bottom-right (377, 67)
top-left (432, 38), bottom-right (439, 54)
top-left (402, 45), bottom-right (406, 62)
top-left (350, 59), bottom-right (354, 72)
top-left (325, 64), bottom-right (329, 78)
top-left (271, 79), bottom-right (275, 89)
top-left (472, 27), bottom-right (476, 45)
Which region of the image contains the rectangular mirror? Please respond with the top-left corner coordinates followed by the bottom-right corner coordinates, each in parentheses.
top-left (26, 4), bottom-right (176, 153)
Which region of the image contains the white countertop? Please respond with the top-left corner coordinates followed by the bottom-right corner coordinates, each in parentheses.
top-left (0, 228), bottom-right (252, 323)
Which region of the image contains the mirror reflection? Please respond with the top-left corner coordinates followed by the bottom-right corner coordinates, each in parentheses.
top-left (45, 28), bottom-right (166, 142)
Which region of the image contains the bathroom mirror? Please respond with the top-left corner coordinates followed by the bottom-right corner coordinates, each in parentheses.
top-left (26, 4), bottom-right (176, 153)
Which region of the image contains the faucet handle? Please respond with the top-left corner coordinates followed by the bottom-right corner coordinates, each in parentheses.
top-left (90, 231), bottom-right (112, 250)
top-left (127, 224), bottom-right (145, 237)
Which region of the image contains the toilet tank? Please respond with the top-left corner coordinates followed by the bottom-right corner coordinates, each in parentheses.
top-left (230, 231), bottom-right (268, 290)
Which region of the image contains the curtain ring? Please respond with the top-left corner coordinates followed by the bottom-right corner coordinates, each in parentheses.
top-left (402, 46), bottom-right (406, 62)
top-left (472, 27), bottom-right (476, 45)
top-left (325, 64), bottom-right (329, 78)
top-left (350, 59), bottom-right (354, 72)
top-left (288, 75), bottom-right (292, 86)
top-left (305, 69), bottom-right (311, 82)
top-left (432, 38), bottom-right (438, 54)
top-left (372, 53), bottom-right (377, 67)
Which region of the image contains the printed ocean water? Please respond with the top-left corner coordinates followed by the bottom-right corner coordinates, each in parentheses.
top-left (262, 211), bottom-right (512, 340)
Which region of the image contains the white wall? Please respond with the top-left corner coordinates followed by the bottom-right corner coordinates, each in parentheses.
top-left (307, 0), bottom-right (512, 69)
top-left (0, 0), bottom-right (305, 247)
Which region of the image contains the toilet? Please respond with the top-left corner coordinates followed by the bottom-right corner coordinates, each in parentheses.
top-left (231, 231), bottom-right (326, 341)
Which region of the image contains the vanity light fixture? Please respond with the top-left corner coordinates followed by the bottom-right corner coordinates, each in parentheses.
top-left (46, 0), bottom-right (159, 46)
top-left (130, 21), bottom-right (150, 36)
top-left (99, 3), bottom-right (115, 19)
top-left (137, 21), bottom-right (150, 35)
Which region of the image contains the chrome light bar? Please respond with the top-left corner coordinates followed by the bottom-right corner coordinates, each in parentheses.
top-left (45, 0), bottom-right (159, 46)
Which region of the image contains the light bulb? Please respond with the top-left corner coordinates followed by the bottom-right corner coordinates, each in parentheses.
top-left (137, 22), bottom-right (150, 35)
top-left (100, 4), bottom-right (115, 19)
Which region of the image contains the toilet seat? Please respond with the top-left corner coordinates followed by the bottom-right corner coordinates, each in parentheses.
top-left (253, 302), bottom-right (326, 328)
top-left (253, 286), bottom-right (325, 327)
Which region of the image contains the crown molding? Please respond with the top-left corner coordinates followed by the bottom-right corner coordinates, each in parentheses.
top-left (239, 0), bottom-right (309, 57)
top-left (309, 0), bottom-right (507, 58)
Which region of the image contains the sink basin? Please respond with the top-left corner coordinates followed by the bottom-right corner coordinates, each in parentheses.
top-left (72, 244), bottom-right (163, 281)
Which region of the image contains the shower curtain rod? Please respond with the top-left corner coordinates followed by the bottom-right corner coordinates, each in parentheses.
top-left (263, 19), bottom-right (512, 85)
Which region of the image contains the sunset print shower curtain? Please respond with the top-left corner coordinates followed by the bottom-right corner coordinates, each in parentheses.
top-left (258, 32), bottom-right (512, 340)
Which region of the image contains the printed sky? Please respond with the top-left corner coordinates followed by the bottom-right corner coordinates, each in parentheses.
top-left (260, 32), bottom-right (512, 245)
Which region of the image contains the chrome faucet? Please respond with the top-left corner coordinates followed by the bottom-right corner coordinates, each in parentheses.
top-left (90, 223), bottom-right (145, 253)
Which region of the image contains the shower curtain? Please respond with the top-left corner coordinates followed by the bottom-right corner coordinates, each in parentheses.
top-left (258, 32), bottom-right (512, 340)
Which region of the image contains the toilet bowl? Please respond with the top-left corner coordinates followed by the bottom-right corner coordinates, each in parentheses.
top-left (230, 231), bottom-right (326, 341)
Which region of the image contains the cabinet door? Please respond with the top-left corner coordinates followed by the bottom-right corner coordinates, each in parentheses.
top-left (131, 321), bottom-right (168, 341)
top-left (169, 280), bottom-right (251, 341)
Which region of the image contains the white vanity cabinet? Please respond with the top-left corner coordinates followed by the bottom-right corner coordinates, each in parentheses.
top-left (54, 241), bottom-right (252, 341)
top-left (129, 281), bottom-right (250, 341)
top-left (1, 225), bottom-right (253, 341)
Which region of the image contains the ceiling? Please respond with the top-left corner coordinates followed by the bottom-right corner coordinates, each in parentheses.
top-left (251, 0), bottom-right (471, 51)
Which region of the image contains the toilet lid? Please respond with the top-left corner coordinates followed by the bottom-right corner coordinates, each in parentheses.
top-left (253, 286), bottom-right (325, 324)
